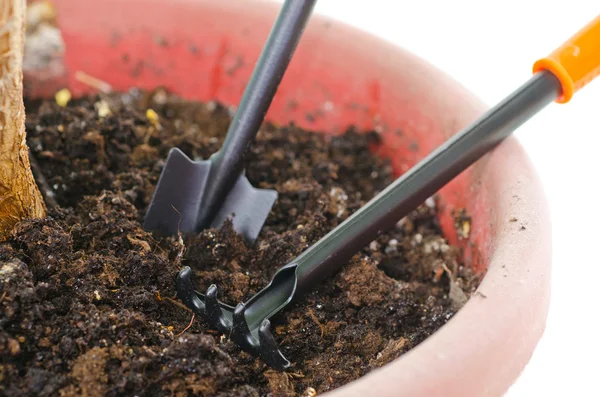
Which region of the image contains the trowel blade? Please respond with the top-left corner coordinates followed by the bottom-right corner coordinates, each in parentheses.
top-left (144, 148), bottom-right (277, 242)
top-left (210, 174), bottom-right (277, 242)
top-left (143, 148), bottom-right (211, 235)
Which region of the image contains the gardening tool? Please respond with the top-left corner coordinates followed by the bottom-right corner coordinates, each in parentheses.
top-left (177, 15), bottom-right (600, 370)
top-left (143, 0), bottom-right (317, 241)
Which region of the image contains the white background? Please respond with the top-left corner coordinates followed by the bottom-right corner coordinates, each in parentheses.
top-left (275, 0), bottom-right (600, 395)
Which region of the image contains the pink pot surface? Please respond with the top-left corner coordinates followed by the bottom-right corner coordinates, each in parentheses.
top-left (32, 0), bottom-right (552, 395)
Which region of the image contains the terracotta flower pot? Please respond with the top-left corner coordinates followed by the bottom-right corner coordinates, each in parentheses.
top-left (27, 0), bottom-right (552, 395)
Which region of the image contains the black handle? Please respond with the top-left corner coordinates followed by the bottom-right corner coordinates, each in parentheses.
top-left (292, 71), bottom-right (561, 291)
top-left (196, 0), bottom-right (317, 230)
top-left (239, 71), bottom-right (561, 328)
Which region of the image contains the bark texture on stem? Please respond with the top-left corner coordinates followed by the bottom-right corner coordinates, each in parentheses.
top-left (0, 0), bottom-right (46, 240)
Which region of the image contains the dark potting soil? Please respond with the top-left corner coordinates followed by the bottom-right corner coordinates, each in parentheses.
top-left (0, 89), bottom-right (479, 396)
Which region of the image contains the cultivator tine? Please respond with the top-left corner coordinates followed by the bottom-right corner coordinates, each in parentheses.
top-left (232, 304), bottom-right (251, 337)
top-left (231, 303), bottom-right (258, 352)
top-left (175, 267), bottom-right (205, 313)
top-left (205, 285), bottom-right (230, 332)
top-left (259, 320), bottom-right (291, 370)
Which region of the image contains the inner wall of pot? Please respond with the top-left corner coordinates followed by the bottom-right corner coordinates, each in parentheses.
top-left (32, 0), bottom-right (491, 273)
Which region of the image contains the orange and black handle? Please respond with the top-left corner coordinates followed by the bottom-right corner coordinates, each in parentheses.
top-left (534, 14), bottom-right (600, 103)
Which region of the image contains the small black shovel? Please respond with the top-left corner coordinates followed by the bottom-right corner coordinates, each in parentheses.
top-left (144, 0), bottom-right (317, 241)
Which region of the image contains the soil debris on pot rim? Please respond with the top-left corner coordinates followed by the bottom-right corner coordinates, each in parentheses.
top-left (0, 88), bottom-right (480, 396)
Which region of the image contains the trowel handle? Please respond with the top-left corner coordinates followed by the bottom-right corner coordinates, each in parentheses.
top-left (194, 0), bottom-right (316, 232)
top-left (218, 0), bottom-right (316, 168)
top-left (533, 14), bottom-right (600, 103)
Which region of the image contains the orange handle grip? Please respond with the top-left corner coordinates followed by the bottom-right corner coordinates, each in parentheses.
top-left (533, 14), bottom-right (600, 103)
